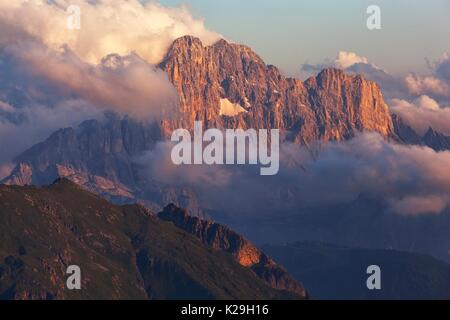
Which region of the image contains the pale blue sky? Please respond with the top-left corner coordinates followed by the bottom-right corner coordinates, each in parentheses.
top-left (159, 0), bottom-right (450, 76)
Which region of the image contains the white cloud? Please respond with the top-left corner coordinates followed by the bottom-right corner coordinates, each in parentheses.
top-left (405, 73), bottom-right (449, 97)
top-left (415, 95), bottom-right (440, 110)
top-left (0, 0), bottom-right (224, 164)
top-left (0, 0), bottom-right (221, 65)
top-left (334, 51), bottom-right (369, 69)
top-left (297, 133), bottom-right (450, 215)
top-left (4, 41), bottom-right (180, 120)
top-left (391, 95), bottom-right (450, 135)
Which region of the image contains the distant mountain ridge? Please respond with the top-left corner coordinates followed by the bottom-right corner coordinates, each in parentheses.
top-left (263, 242), bottom-right (450, 300)
top-left (392, 114), bottom-right (450, 151)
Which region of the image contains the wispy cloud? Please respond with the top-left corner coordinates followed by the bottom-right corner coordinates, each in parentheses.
top-left (405, 53), bottom-right (450, 100)
top-left (391, 95), bottom-right (450, 135)
top-left (4, 41), bottom-right (180, 120)
top-left (0, 0), bottom-right (223, 165)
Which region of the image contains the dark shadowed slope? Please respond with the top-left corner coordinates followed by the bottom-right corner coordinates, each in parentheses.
top-left (0, 179), bottom-right (305, 300)
top-left (158, 204), bottom-right (307, 298)
top-left (263, 242), bottom-right (450, 300)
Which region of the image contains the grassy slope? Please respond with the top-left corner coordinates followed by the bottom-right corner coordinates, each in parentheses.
top-left (0, 180), bottom-right (299, 300)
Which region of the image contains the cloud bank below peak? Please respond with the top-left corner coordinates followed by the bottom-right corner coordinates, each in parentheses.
top-left (138, 133), bottom-right (450, 217)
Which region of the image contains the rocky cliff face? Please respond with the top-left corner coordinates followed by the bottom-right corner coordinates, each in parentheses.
top-left (159, 36), bottom-right (396, 143)
top-left (3, 36), bottom-right (398, 213)
top-left (158, 204), bottom-right (308, 298)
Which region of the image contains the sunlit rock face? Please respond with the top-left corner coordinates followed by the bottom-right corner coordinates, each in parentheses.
top-left (3, 35), bottom-right (397, 215)
top-left (160, 36), bottom-right (396, 143)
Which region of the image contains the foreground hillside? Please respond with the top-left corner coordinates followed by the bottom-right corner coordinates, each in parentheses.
top-left (0, 179), bottom-right (305, 300)
top-left (263, 242), bottom-right (450, 300)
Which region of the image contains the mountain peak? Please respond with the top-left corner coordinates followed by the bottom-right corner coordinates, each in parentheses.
top-left (318, 67), bottom-right (346, 78)
top-left (51, 177), bottom-right (74, 186)
top-left (159, 35), bottom-right (396, 142)
top-left (422, 127), bottom-right (450, 151)
top-left (314, 67), bottom-right (371, 89)
top-left (161, 203), bottom-right (191, 219)
top-left (4, 36), bottom-right (397, 217)
top-left (169, 35), bottom-right (204, 49)
top-left (213, 38), bottom-right (230, 47)
top-left (424, 127), bottom-right (438, 137)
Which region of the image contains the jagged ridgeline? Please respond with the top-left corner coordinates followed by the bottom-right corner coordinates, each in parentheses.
top-left (2, 36), bottom-right (403, 212)
top-left (159, 36), bottom-right (396, 142)
top-left (0, 179), bottom-right (306, 300)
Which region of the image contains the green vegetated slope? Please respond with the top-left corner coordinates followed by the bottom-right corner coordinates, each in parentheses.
top-left (0, 179), bottom-right (300, 300)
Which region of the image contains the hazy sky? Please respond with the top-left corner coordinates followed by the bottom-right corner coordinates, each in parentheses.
top-left (159, 0), bottom-right (450, 76)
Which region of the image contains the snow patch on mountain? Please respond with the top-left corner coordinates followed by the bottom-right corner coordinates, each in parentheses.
top-left (219, 98), bottom-right (247, 117)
